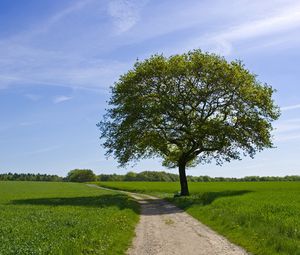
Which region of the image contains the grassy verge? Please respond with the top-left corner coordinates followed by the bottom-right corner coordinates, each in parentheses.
top-left (0, 181), bottom-right (139, 255)
top-left (95, 181), bottom-right (300, 255)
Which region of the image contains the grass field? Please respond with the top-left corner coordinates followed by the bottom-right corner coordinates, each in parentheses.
top-left (0, 182), bottom-right (139, 255)
top-left (97, 181), bottom-right (300, 255)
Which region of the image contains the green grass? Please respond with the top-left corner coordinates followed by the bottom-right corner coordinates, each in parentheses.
top-left (0, 182), bottom-right (139, 255)
top-left (96, 181), bottom-right (300, 255)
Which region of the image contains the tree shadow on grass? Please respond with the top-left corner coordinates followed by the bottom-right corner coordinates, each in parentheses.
top-left (10, 190), bottom-right (251, 216)
top-left (10, 194), bottom-right (139, 213)
top-left (122, 190), bottom-right (252, 216)
top-left (169, 190), bottom-right (252, 209)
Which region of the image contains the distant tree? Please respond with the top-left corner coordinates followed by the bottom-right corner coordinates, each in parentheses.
top-left (124, 171), bottom-right (137, 181)
top-left (67, 169), bottom-right (96, 182)
top-left (98, 173), bottom-right (125, 181)
top-left (135, 171), bottom-right (179, 182)
top-left (98, 50), bottom-right (280, 196)
top-left (244, 176), bottom-right (260, 182)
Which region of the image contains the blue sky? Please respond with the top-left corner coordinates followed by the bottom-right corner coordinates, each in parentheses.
top-left (0, 0), bottom-right (300, 177)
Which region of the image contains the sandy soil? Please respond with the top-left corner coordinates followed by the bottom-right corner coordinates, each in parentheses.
top-left (87, 185), bottom-right (249, 255)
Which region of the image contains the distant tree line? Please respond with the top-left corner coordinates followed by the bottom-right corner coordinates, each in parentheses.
top-left (1, 170), bottom-right (299, 182)
top-left (186, 175), bottom-right (300, 182)
top-left (0, 172), bottom-right (63, 182)
top-left (99, 171), bottom-right (179, 182)
top-left (98, 171), bottom-right (300, 182)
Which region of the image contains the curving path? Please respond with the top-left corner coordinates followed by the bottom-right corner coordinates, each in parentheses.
top-left (87, 184), bottom-right (249, 255)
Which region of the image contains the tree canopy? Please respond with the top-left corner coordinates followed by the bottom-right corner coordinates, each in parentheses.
top-left (98, 50), bottom-right (280, 195)
top-left (67, 169), bottom-right (96, 183)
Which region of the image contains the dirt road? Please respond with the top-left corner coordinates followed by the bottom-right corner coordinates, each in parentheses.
top-left (87, 185), bottom-right (249, 255)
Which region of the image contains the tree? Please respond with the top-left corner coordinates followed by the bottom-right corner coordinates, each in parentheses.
top-left (98, 50), bottom-right (280, 196)
top-left (124, 171), bottom-right (137, 181)
top-left (67, 169), bottom-right (96, 182)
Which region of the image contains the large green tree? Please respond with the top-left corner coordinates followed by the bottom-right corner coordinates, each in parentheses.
top-left (98, 50), bottom-right (280, 196)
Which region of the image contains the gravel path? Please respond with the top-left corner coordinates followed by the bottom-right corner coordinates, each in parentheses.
top-left (87, 184), bottom-right (249, 255)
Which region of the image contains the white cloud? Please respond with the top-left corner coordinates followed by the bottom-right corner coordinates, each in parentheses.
top-left (273, 118), bottom-right (300, 142)
top-left (0, 41), bottom-right (130, 91)
top-left (19, 121), bottom-right (37, 127)
top-left (0, 75), bottom-right (22, 89)
top-left (53, 95), bottom-right (72, 104)
top-left (27, 145), bottom-right (61, 155)
top-left (187, 2), bottom-right (300, 55)
top-left (7, 0), bottom-right (94, 42)
top-left (281, 104), bottom-right (300, 111)
top-left (221, 6), bottom-right (300, 41)
top-left (0, 121), bottom-right (38, 132)
top-left (275, 133), bottom-right (300, 142)
top-left (108, 0), bottom-right (146, 34)
top-left (50, 0), bottom-right (94, 25)
top-left (24, 94), bottom-right (42, 101)
top-left (274, 119), bottom-right (300, 133)
top-left (0, 0), bottom-right (135, 92)
top-left (1, 0), bottom-right (300, 93)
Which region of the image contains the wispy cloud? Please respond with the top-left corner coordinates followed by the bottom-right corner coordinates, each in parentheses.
top-left (0, 0), bottom-right (127, 91)
top-left (274, 118), bottom-right (300, 133)
top-left (8, 0), bottom-right (94, 42)
top-left (0, 75), bottom-right (22, 89)
top-left (27, 145), bottom-right (61, 155)
top-left (275, 133), bottom-right (300, 142)
top-left (274, 118), bottom-right (300, 142)
top-left (19, 121), bottom-right (38, 127)
top-left (0, 41), bottom-right (130, 91)
top-left (281, 104), bottom-right (300, 111)
top-left (187, 2), bottom-right (300, 55)
top-left (221, 5), bottom-right (300, 41)
top-left (108, 0), bottom-right (146, 34)
top-left (50, 0), bottom-right (94, 25)
top-left (1, 0), bottom-right (300, 93)
top-left (0, 121), bottom-right (38, 133)
top-left (24, 93), bottom-right (42, 101)
top-left (53, 95), bottom-right (72, 104)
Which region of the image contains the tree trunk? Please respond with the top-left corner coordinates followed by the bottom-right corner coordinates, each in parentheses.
top-left (178, 162), bottom-right (189, 196)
